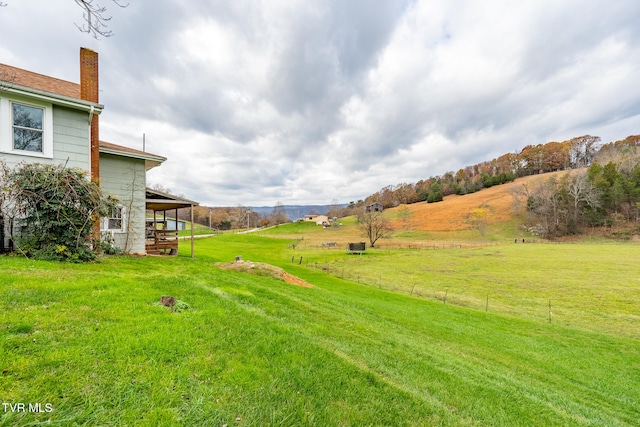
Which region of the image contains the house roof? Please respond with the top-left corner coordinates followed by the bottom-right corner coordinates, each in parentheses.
top-left (0, 62), bottom-right (102, 112)
top-left (99, 141), bottom-right (167, 171)
top-left (146, 187), bottom-right (199, 212)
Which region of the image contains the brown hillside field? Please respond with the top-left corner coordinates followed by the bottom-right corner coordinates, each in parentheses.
top-left (392, 171), bottom-right (566, 231)
top-left (261, 171), bottom-right (570, 248)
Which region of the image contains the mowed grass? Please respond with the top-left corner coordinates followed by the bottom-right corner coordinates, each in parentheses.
top-left (289, 241), bottom-right (640, 338)
top-left (255, 221), bottom-right (640, 337)
top-left (1, 233), bottom-right (640, 426)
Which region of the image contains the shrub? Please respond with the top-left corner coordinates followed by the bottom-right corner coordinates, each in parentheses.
top-left (427, 190), bottom-right (443, 203)
top-left (2, 162), bottom-right (118, 262)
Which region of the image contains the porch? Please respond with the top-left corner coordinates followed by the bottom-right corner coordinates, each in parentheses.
top-left (145, 188), bottom-right (199, 257)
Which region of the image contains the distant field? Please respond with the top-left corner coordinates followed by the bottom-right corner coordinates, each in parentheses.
top-left (254, 218), bottom-right (527, 252)
top-left (396, 172), bottom-right (565, 231)
top-left (254, 173), bottom-right (566, 248)
top-left (205, 232), bottom-right (640, 339)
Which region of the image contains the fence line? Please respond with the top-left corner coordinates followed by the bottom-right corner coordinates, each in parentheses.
top-left (291, 241), bottom-right (517, 251)
top-left (296, 258), bottom-right (558, 325)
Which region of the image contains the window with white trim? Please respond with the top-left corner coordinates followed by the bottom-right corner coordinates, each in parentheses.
top-left (12, 103), bottom-right (44, 152)
top-left (0, 96), bottom-right (53, 158)
top-left (102, 205), bottom-right (125, 232)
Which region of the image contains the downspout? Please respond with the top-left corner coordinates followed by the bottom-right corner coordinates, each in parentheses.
top-left (88, 105), bottom-right (95, 125)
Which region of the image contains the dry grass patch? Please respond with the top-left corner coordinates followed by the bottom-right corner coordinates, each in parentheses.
top-left (216, 260), bottom-right (313, 288)
top-left (394, 172), bottom-right (563, 231)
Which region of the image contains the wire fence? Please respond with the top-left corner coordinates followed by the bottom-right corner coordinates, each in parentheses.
top-left (290, 251), bottom-right (557, 325)
top-left (287, 241), bottom-right (521, 251)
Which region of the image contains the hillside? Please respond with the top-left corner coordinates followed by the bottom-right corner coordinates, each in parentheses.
top-left (393, 172), bottom-right (564, 231)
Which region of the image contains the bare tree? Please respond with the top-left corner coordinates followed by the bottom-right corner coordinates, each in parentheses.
top-left (566, 171), bottom-right (600, 226)
top-left (326, 198), bottom-right (344, 219)
top-left (230, 205), bottom-right (255, 230)
top-left (150, 183), bottom-right (172, 194)
top-left (356, 211), bottom-right (393, 248)
top-left (508, 185), bottom-right (527, 216)
top-left (569, 135), bottom-right (601, 168)
top-left (271, 202), bottom-right (288, 225)
top-left (527, 176), bottom-right (569, 238)
top-left (74, 0), bottom-right (128, 38)
top-left (1, 0), bottom-right (128, 38)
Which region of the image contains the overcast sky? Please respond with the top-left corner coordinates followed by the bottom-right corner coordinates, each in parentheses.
top-left (1, 0), bottom-right (639, 206)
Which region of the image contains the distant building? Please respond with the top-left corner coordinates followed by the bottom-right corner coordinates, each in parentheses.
top-left (301, 214), bottom-right (329, 225)
top-left (365, 202), bottom-right (384, 213)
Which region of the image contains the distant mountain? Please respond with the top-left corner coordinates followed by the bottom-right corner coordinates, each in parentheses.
top-left (251, 204), bottom-right (344, 221)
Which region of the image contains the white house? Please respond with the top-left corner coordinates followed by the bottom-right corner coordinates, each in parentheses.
top-left (0, 48), bottom-right (196, 255)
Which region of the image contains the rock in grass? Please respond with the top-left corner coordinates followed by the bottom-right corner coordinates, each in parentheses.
top-left (160, 296), bottom-right (176, 308)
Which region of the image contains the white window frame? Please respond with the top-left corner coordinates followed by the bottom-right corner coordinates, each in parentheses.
top-left (101, 205), bottom-right (126, 233)
top-left (0, 95), bottom-right (54, 158)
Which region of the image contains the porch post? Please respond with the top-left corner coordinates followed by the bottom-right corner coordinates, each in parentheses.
top-left (190, 204), bottom-right (195, 258)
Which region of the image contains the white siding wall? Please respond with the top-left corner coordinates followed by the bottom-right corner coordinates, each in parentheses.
top-left (52, 106), bottom-right (91, 170)
top-left (0, 104), bottom-right (91, 171)
top-left (99, 154), bottom-right (147, 253)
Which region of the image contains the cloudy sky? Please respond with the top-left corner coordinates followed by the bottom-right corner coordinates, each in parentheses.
top-left (1, 0), bottom-right (639, 206)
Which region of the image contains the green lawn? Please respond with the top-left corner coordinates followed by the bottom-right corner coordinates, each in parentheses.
top-left (284, 241), bottom-right (640, 338)
top-left (1, 232), bottom-right (640, 426)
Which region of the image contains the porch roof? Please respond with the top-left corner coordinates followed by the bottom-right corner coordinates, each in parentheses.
top-left (146, 188), bottom-right (199, 212)
top-left (100, 141), bottom-right (166, 171)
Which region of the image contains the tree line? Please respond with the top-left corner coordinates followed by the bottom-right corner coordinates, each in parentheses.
top-left (525, 135), bottom-right (640, 238)
top-left (174, 203), bottom-right (290, 230)
top-left (360, 134), bottom-right (613, 209)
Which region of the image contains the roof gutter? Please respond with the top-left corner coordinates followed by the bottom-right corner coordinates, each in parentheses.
top-left (2, 84), bottom-right (104, 113)
top-left (99, 146), bottom-right (167, 171)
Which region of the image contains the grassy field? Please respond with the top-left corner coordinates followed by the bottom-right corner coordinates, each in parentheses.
top-left (261, 232), bottom-right (640, 338)
top-left (2, 225), bottom-right (640, 426)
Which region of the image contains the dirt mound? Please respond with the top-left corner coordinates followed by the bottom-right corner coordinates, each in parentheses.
top-left (396, 172), bottom-right (562, 231)
top-left (216, 261), bottom-right (313, 288)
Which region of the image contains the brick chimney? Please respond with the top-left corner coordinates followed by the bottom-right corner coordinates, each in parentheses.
top-left (79, 47), bottom-right (99, 184)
